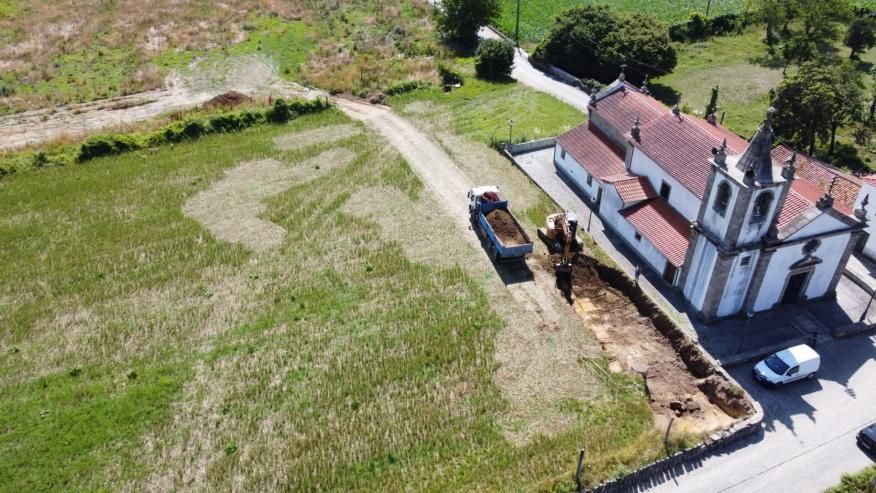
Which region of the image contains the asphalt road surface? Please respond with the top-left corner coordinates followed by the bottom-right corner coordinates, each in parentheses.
top-left (638, 333), bottom-right (876, 493)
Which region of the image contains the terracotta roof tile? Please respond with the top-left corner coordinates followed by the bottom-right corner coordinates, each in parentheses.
top-left (556, 122), bottom-right (627, 180)
top-left (621, 198), bottom-right (690, 267)
top-left (776, 181), bottom-right (819, 230)
top-left (689, 117), bottom-right (749, 153)
top-left (631, 113), bottom-right (734, 200)
top-left (613, 176), bottom-right (656, 203)
top-left (772, 145), bottom-right (861, 216)
top-left (592, 83), bottom-right (665, 133)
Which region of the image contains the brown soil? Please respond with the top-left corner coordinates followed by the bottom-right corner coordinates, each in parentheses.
top-left (202, 91), bottom-right (251, 110)
top-left (485, 209), bottom-right (527, 246)
top-left (563, 254), bottom-right (743, 436)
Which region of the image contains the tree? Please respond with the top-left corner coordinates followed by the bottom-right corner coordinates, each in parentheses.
top-left (782, 0), bottom-right (853, 66)
top-left (475, 39), bottom-right (514, 79)
top-left (744, 0), bottom-right (789, 51)
top-left (845, 17), bottom-right (876, 59)
top-left (436, 0), bottom-right (500, 45)
top-left (773, 62), bottom-right (863, 155)
top-left (532, 5), bottom-right (676, 84)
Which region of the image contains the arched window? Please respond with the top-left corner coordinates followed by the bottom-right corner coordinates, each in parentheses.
top-left (713, 182), bottom-right (731, 216)
top-left (751, 191), bottom-right (773, 223)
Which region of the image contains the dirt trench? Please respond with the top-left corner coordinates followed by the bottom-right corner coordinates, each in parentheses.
top-left (563, 254), bottom-right (753, 435)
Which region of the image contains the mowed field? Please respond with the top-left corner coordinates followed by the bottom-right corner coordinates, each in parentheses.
top-left (0, 101), bottom-right (670, 491)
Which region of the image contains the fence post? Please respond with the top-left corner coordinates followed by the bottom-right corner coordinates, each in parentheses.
top-left (576, 449), bottom-right (586, 492)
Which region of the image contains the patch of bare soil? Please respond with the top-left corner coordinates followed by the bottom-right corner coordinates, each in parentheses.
top-left (0, 55), bottom-right (321, 151)
top-left (183, 149), bottom-right (355, 252)
top-left (566, 255), bottom-right (738, 437)
top-left (273, 124), bottom-right (362, 151)
top-left (485, 208), bottom-right (527, 246)
top-left (202, 90), bottom-right (251, 110)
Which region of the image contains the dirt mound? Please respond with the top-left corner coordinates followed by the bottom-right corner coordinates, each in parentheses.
top-left (203, 91), bottom-right (251, 109)
top-left (485, 209), bottom-right (527, 246)
top-left (698, 375), bottom-right (753, 419)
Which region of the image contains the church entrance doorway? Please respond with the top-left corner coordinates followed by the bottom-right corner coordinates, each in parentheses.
top-left (781, 271), bottom-right (810, 305)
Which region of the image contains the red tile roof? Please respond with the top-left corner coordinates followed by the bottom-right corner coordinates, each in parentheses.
top-left (631, 113), bottom-right (739, 200)
top-left (690, 117), bottom-right (749, 153)
top-left (776, 180), bottom-right (820, 230)
top-left (612, 176), bottom-right (656, 203)
top-left (772, 145), bottom-right (861, 216)
top-left (864, 175), bottom-right (876, 186)
top-left (592, 83), bottom-right (665, 134)
top-left (556, 122), bottom-right (627, 180)
top-left (621, 198), bottom-right (691, 267)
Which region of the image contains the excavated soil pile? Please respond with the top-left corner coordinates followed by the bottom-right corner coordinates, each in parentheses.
top-left (562, 254), bottom-right (753, 427)
top-left (203, 91), bottom-right (251, 109)
top-left (485, 209), bottom-right (527, 246)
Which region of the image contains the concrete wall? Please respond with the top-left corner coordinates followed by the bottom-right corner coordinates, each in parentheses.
top-left (554, 143), bottom-right (601, 202)
top-left (753, 233), bottom-right (851, 311)
top-left (629, 148), bottom-right (701, 221)
top-left (601, 184), bottom-right (671, 279)
top-left (508, 137), bottom-right (556, 155)
top-left (854, 181), bottom-right (876, 260)
top-left (682, 235), bottom-right (718, 311)
top-left (716, 251), bottom-right (760, 317)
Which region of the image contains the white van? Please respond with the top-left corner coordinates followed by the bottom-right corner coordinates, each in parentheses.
top-left (753, 344), bottom-right (820, 387)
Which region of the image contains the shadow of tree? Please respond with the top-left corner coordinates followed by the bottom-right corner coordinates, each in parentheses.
top-left (648, 83), bottom-right (681, 107)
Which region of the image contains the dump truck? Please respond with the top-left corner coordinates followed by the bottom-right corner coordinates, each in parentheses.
top-left (468, 186), bottom-right (533, 262)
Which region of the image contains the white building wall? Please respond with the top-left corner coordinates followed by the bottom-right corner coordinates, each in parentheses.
top-left (554, 144), bottom-right (601, 202)
top-left (700, 176), bottom-right (740, 241)
top-left (753, 233), bottom-right (850, 311)
top-left (682, 235), bottom-right (717, 311)
top-left (785, 213), bottom-right (849, 241)
top-left (736, 187), bottom-right (782, 246)
top-left (716, 251), bottom-right (760, 317)
top-left (629, 148), bottom-right (701, 221)
top-left (854, 182), bottom-right (876, 260)
top-left (600, 185), bottom-right (670, 277)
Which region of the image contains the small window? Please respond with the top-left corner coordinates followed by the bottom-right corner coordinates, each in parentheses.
top-left (740, 256), bottom-right (751, 266)
top-left (659, 181), bottom-right (672, 200)
top-left (586, 174), bottom-right (593, 186)
top-left (634, 232), bottom-right (642, 242)
top-left (713, 182), bottom-right (731, 216)
top-left (751, 192), bottom-right (774, 224)
top-left (560, 148), bottom-right (566, 159)
top-left (787, 365), bottom-right (799, 376)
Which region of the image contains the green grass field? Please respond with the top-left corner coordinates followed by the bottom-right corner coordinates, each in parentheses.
top-left (0, 96), bottom-right (672, 490)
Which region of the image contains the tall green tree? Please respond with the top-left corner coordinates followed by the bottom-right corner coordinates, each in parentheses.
top-left (744, 0), bottom-right (789, 51)
top-left (845, 17), bottom-right (876, 59)
top-left (782, 0), bottom-right (853, 66)
top-left (773, 62), bottom-right (864, 155)
top-left (533, 5), bottom-right (676, 84)
top-left (436, 0), bottom-right (500, 45)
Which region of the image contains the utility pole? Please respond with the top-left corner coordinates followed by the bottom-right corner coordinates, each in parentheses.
top-left (508, 119), bottom-right (515, 144)
top-left (706, 0), bottom-right (712, 17)
top-left (514, 0), bottom-right (521, 48)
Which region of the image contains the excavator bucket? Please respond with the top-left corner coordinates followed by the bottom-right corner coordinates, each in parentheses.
top-left (555, 261), bottom-right (573, 302)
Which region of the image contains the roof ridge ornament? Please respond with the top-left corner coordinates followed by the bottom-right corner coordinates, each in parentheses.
top-left (781, 151), bottom-right (796, 180)
top-left (764, 106), bottom-right (776, 131)
top-left (816, 175), bottom-right (839, 210)
top-left (712, 138), bottom-right (727, 167)
top-left (671, 102), bottom-right (681, 119)
top-left (618, 63), bottom-right (627, 83)
top-left (856, 193), bottom-right (870, 221)
top-left (640, 74), bottom-right (650, 95)
top-left (631, 116), bottom-right (641, 142)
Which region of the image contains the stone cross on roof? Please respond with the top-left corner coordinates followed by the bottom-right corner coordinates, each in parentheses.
top-left (712, 138), bottom-right (727, 167)
top-left (817, 175), bottom-right (839, 210)
top-left (631, 116), bottom-right (641, 142)
top-left (781, 151), bottom-right (796, 180)
top-left (618, 64), bottom-right (627, 82)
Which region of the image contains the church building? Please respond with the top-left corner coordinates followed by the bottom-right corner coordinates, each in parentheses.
top-left (553, 73), bottom-right (869, 321)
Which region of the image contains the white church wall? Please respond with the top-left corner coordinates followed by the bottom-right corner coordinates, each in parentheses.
top-left (854, 181), bottom-right (876, 260)
top-left (629, 148), bottom-right (701, 221)
top-left (682, 235), bottom-right (717, 311)
top-left (736, 187), bottom-right (782, 246)
top-left (700, 176), bottom-right (740, 241)
top-left (600, 185), bottom-right (671, 277)
top-left (753, 233), bottom-right (850, 311)
top-left (554, 144), bottom-right (602, 203)
top-left (716, 251), bottom-right (760, 317)
top-left (785, 212), bottom-right (850, 242)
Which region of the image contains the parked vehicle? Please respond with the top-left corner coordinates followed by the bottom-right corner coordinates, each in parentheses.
top-left (753, 344), bottom-right (820, 387)
top-left (857, 423), bottom-right (876, 453)
top-left (467, 186), bottom-right (533, 263)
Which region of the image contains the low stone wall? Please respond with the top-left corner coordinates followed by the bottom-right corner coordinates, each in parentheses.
top-left (506, 137), bottom-right (556, 155)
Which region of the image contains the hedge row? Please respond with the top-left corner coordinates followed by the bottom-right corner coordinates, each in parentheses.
top-left (0, 97), bottom-right (332, 178)
top-left (669, 12), bottom-right (746, 42)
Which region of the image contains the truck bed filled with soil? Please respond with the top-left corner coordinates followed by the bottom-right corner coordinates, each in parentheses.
top-left (485, 209), bottom-right (527, 246)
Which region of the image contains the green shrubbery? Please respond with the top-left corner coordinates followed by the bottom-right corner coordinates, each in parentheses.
top-left (0, 97), bottom-right (331, 177)
top-left (384, 80), bottom-right (431, 96)
top-left (438, 63), bottom-right (465, 86)
top-left (475, 38), bottom-right (515, 80)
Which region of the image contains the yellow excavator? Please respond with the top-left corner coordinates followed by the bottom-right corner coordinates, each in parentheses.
top-left (538, 212), bottom-right (580, 300)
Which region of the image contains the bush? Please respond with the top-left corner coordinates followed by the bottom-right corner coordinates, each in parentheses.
top-left (78, 134), bottom-right (143, 161)
top-left (475, 38), bottom-right (514, 80)
top-left (669, 13), bottom-right (743, 41)
top-left (436, 0), bottom-right (500, 44)
top-left (578, 78), bottom-right (604, 94)
top-left (438, 64), bottom-right (464, 86)
top-left (533, 5), bottom-right (676, 85)
top-left (209, 113), bottom-right (244, 133)
top-left (384, 80), bottom-right (430, 96)
top-left (267, 98), bottom-right (291, 123)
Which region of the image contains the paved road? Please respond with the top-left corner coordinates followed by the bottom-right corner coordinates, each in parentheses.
top-left (638, 334), bottom-right (876, 493)
top-left (478, 27), bottom-right (591, 114)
